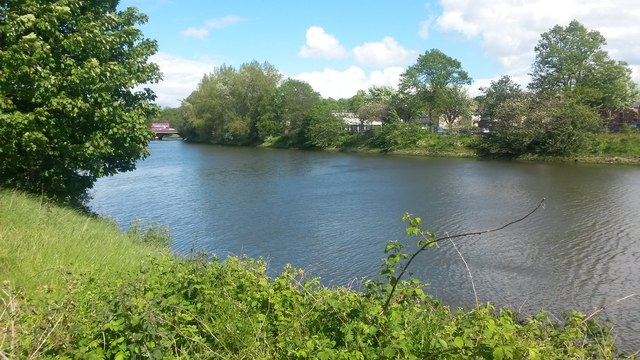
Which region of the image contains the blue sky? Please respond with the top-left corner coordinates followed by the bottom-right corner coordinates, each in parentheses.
top-left (119, 0), bottom-right (640, 108)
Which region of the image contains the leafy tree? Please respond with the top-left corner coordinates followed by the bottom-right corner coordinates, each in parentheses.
top-left (440, 86), bottom-right (473, 128)
top-left (369, 122), bottom-right (424, 151)
top-left (399, 49), bottom-right (472, 125)
top-left (529, 20), bottom-right (635, 115)
top-left (475, 96), bottom-right (540, 158)
top-left (231, 61), bottom-right (281, 143)
top-left (181, 61), bottom-right (281, 144)
top-left (304, 103), bottom-right (345, 148)
top-left (0, 0), bottom-right (160, 207)
top-left (258, 79), bottom-right (320, 140)
top-left (475, 96), bottom-right (600, 157)
top-left (529, 97), bottom-right (601, 155)
top-left (476, 75), bottom-right (526, 127)
top-left (348, 90), bottom-right (367, 114)
top-left (355, 86), bottom-right (398, 126)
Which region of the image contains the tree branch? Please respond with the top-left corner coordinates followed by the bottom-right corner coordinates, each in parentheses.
top-left (383, 198), bottom-right (546, 312)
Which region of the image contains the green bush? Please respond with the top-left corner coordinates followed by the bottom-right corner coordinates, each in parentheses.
top-left (475, 97), bottom-right (602, 158)
top-left (2, 254), bottom-right (621, 359)
top-left (369, 123), bottom-right (425, 151)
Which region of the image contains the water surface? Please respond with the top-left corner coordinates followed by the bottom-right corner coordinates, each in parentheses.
top-left (91, 141), bottom-right (640, 352)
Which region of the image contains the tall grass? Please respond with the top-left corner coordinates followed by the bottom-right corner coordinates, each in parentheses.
top-left (589, 132), bottom-right (640, 157)
top-left (0, 190), bottom-right (166, 294)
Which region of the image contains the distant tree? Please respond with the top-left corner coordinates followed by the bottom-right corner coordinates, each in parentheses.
top-left (476, 76), bottom-right (526, 125)
top-left (366, 86), bottom-right (396, 103)
top-left (323, 97), bottom-right (351, 113)
top-left (348, 90), bottom-right (367, 114)
top-left (440, 87), bottom-right (473, 128)
top-left (181, 66), bottom-right (235, 142)
top-left (229, 61), bottom-right (281, 143)
top-left (258, 79), bottom-right (320, 140)
top-left (304, 103), bottom-right (345, 148)
top-left (529, 20), bottom-right (635, 116)
top-left (182, 61), bottom-right (281, 144)
top-left (390, 91), bottom-right (422, 122)
top-left (356, 86), bottom-right (398, 125)
top-left (0, 0), bottom-right (160, 207)
top-left (475, 96), bottom-right (601, 157)
top-left (400, 49), bottom-right (472, 126)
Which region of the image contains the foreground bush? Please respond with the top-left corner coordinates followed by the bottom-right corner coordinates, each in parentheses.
top-left (2, 253), bottom-right (623, 359)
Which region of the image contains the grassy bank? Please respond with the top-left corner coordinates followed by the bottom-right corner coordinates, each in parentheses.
top-left (260, 131), bottom-right (640, 165)
top-left (0, 191), bottom-right (168, 295)
top-left (0, 191), bottom-right (629, 358)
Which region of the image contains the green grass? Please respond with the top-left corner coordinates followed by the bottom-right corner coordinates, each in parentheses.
top-left (394, 133), bottom-right (476, 157)
top-left (588, 132), bottom-right (640, 157)
top-left (0, 190), bottom-right (166, 294)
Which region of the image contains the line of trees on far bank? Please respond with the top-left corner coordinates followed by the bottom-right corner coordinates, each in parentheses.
top-left (3, 0), bottom-right (637, 209)
top-left (159, 20), bottom-right (638, 157)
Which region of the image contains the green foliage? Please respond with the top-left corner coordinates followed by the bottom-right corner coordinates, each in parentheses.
top-left (475, 96), bottom-right (603, 158)
top-left (529, 20), bottom-right (635, 113)
top-left (0, 0), bottom-right (161, 207)
top-left (0, 193), bottom-right (625, 358)
top-left (400, 49), bottom-right (472, 124)
top-left (476, 75), bottom-right (526, 126)
top-left (180, 61), bottom-right (284, 145)
top-left (588, 132), bottom-right (640, 157)
top-left (369, 122), bottom-right (425, 151)
top-left (440, 86), bottom-right (473, 127)
top-left (304, 104), bottom-right (345, 149)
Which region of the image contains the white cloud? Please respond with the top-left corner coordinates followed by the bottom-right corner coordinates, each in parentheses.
top-left (180, 15), bottom-right (244, 40)
top-left (298, 26), bottom-right (348, 59)
top-left (144, 52), bottom-right (216, 108)
top-left (353, 37), bottom-right (419, 68)
top-left (418, 19), bottom-right (431, 39)
top-left (370, 67), bottom-right (405, 88)
top-left (205, 15), bottom-right (244, 29)
top-left (180, 27), bottom-right (208, 40)
top-left (295, 66), bottom-right (403, 99)
top-left (433, 0), bottom-right (640, 83)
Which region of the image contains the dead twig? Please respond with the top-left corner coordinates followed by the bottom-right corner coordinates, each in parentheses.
top-left (581, 293), bottom-right (638, 325)
top-left (383, 198), bottom-right (546, 312)
top-left (448, 238), bottom-right (479, 309)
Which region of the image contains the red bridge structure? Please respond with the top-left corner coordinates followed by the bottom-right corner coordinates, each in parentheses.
top-left (150, 122), bottom-right (181, 140)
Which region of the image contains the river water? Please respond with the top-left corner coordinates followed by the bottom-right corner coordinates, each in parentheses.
top-left (90, 140), bottom-right (640, 352)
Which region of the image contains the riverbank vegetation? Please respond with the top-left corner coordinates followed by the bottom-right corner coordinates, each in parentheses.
top-left (159, 20), bottom-right (639, 165)
top-left (1, 190), bottom-right (629, 358)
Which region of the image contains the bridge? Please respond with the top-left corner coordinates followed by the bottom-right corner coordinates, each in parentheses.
top-left (150, 122), bottom-right (181, 140)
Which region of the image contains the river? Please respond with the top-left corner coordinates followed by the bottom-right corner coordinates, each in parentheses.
top-left (90, 140), bottom-right (640, 352)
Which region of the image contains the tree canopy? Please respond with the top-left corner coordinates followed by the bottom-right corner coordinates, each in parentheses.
top-left (0, 0), bottom-right (160, 207)
top-left (529, 20), bottom-right (635, 114)
top-left (476, 75), bottom-right (526, 124)
top-left (399, 49), bottom-right (472, 125)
